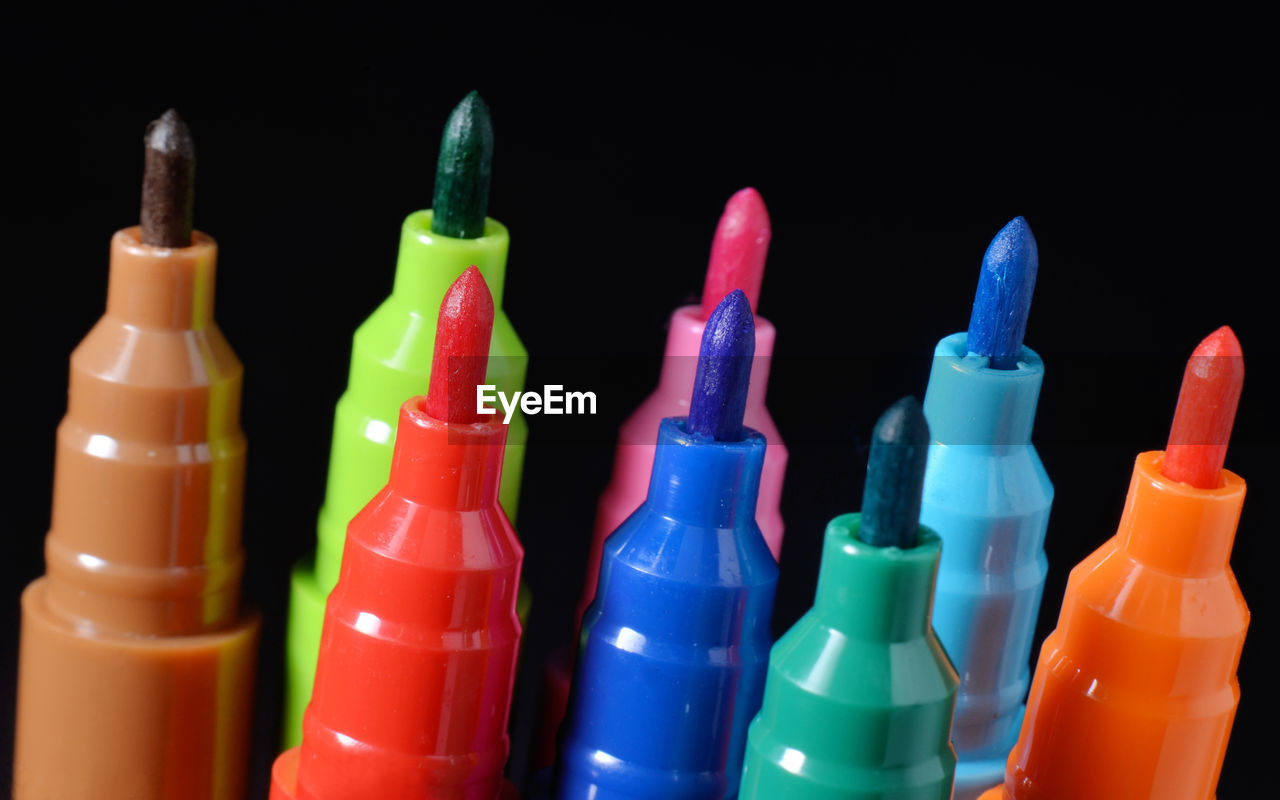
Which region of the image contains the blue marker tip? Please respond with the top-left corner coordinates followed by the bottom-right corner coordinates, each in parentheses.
top-left (688, 289), bottom-right (756, 441)
top-left (966, 216), bottom-right (1039, 369)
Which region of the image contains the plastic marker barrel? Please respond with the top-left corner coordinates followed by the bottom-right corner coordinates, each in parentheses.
top-left (981, 326), bottom-right (1248, 799)
top-left (271, 268), bottom-right (523, 799)
top-left (14, 110), bottom-right (257, 800)
top-left (551, 291), bottom-right (778, 800)
top-left (919, 218), bottom-right (1053, 799)
top-left (740, 397), bottom-right (959, 799)
top-left (536, 188), bottom-right (787, 771)
top-left (282, 91), bottom-right (531, 749)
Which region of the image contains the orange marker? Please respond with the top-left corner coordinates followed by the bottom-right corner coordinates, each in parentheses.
top-left (981, 326), bottom-right (1247, 800)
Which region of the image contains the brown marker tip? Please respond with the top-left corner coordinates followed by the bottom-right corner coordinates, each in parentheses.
top-left (140, 108), bottom-right (196, 247)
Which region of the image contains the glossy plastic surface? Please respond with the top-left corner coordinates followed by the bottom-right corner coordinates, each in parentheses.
top-left (553, 418), bottom-right (778, 800)
top-left (919, 333), bottom-right (1053, 799)
top-left (984, 451), bottom-right (1247, 800)
top-left (14, 228), bottom-right (258, 800)
top-left (536, 307), bottom-right (788, 771)
top-left (271, 396), bottom-right (523, 799)
top-left (582, 307), bottom-right (786, 614)
top-left (740, 516), bottom-right (958, 799)
top-left (283, 210), bottom-right (530, 748)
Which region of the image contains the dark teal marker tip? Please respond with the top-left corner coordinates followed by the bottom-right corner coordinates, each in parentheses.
top-left (431, 91), bottom-right (494, 239)
top-left (858, 396), bottom-right (931, 548)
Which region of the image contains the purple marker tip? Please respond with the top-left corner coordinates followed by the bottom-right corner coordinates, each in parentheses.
top-left (688, 289), bottom-right (756, 441)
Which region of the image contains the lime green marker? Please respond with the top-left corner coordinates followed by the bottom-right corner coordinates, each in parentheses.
top-left (282, 92), bottom-right (530, 748)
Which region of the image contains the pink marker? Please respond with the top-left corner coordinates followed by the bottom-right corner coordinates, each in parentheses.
top-left (534, 187), bottom-right (788, 770)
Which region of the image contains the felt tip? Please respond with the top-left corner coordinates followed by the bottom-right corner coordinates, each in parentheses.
top-left (966, 216), bottom-right (1039, 369)
top-left (1162, 326), bottom-right (1244, 489)
top-left (431, 91), bottom-right (494, 240)
top-left (140, 109), bottom-right (196, 247)
top-left (424, 266), bottom-right (495, 423)
top-left (688, 289), bottom-right (756, 442)
top-left (700, 187), bottom-right (771, 320)
top-left (858, 396), bottom-right (931, 548)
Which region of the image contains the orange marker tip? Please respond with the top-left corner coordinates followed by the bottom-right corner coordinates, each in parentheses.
top-left (1162, 325), bottom-right (1244, 489)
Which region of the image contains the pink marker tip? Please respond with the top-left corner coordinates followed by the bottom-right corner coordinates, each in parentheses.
top-left (700, 187), bottom-right (771, 320)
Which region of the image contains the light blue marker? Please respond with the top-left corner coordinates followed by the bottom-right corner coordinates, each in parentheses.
top-left (920, 217), bottom-right (1053, 800)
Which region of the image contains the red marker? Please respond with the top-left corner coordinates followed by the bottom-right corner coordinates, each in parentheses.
top-left (271, 266), bottom-right (522, 799)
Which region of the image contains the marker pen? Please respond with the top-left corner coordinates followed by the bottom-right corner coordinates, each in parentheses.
top-left (918, 217), bottom-right (1053, 798)
top-left (13, 111), bottom-right (258, 800)
top-left (740, 397), bottom-right (958, 799)
top-left (551, 290), bottom-right (779, 800)
top-left (980, 326), bottom-right (1247, 800)
top-left (271, 267), bottom-right (523, 799)
top-left (282, 91), bottom-right (531, 749)
top-left (587, 186), bottom-right (785, 589)
top-left (537, 188), bottom-right (786, 769)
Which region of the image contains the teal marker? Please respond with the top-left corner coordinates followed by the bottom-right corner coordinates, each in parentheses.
top-left (740, 397), bottom-right (959, 799)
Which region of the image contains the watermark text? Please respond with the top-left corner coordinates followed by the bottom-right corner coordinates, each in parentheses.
top-left (477, 385), bottom-right (597, 424)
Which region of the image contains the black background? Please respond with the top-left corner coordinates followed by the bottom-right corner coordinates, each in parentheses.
top-left (1, 14), bottom-right (1274, 798)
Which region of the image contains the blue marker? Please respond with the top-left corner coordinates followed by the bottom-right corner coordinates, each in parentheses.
top-left (552, 289), bottom-right (778, 800)
top-left (919, 217), bottom-right (1054, 800)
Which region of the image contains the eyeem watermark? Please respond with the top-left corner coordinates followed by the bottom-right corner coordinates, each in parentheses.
top-left (477, 385), bottom-right (597, 424)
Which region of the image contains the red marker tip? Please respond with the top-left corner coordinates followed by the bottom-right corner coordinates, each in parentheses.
top-left (424, 265), bottom-right (495, 423)
top-left (700, 187), bottom-right (771, 320)
top-left (1162, 325), bottom-right (1244, 489)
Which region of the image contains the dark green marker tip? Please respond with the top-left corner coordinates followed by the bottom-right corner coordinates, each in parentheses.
top-left (858, 396), bottom-right (931, 548)
top-left (431, 91), bottom-right (494, 239)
